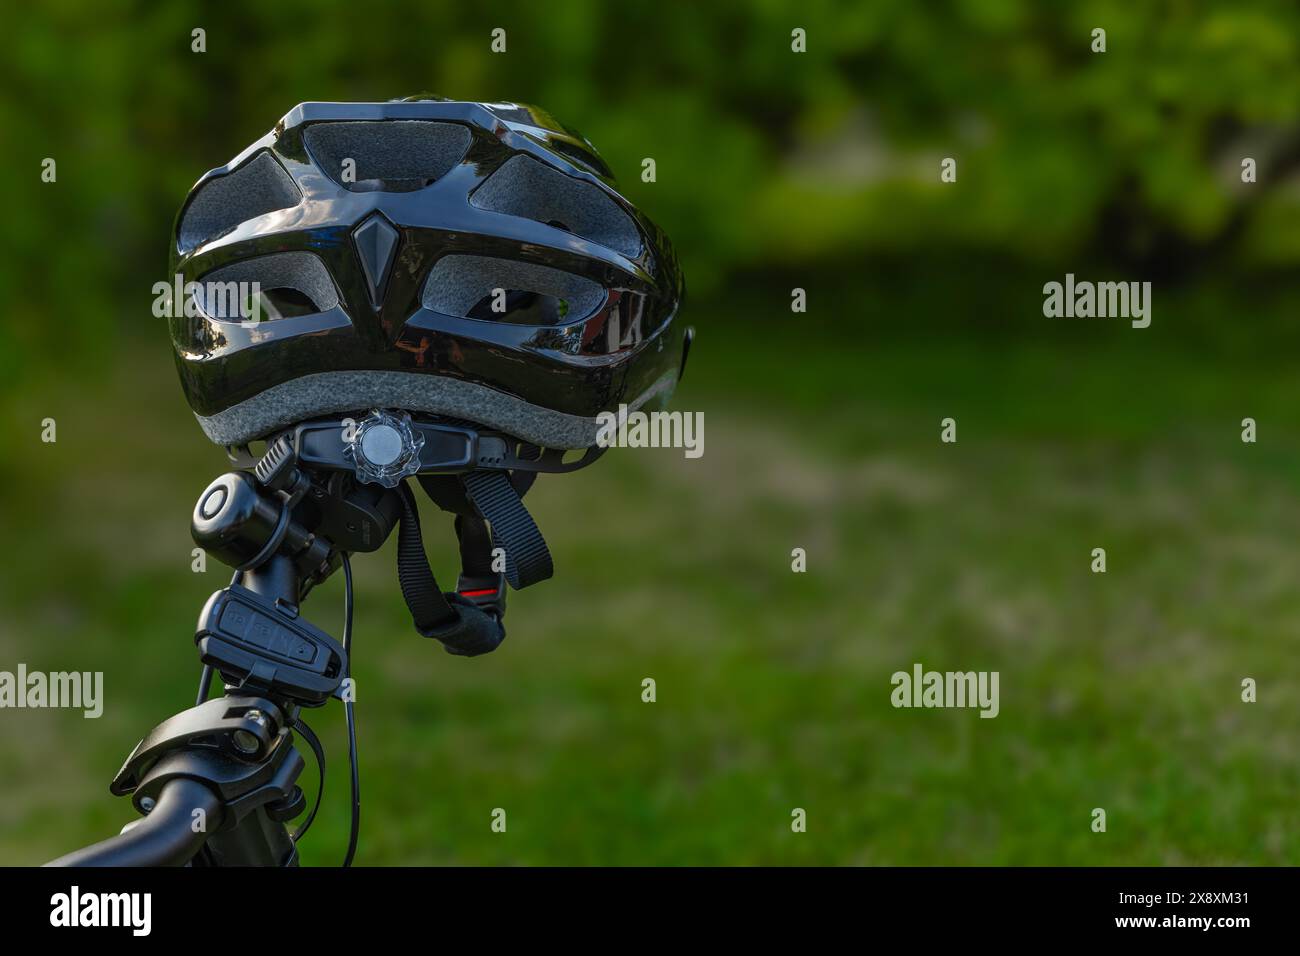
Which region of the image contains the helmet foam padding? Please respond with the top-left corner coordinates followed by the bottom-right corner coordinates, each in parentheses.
top-left (422, 255), bottom-right (605, 319)
top-left (194, 368), bottom-right (678, 450)
top-left (472, 155), bottom-right (642, 258)
top-left (178, 152), bottom-right (301, 251)
top-left (303, 121), bottom-right (471, 192)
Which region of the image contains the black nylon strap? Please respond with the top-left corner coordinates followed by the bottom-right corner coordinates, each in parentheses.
top-left (418, 471), bottom-right (541, 587)
top-left (394, 481), bottom-right (506, 657)
top-left (454, 513), bottom-right (495, 577)
top-left (461, 470), bottom-right (553, 589)
top-left (394, 483), bottom-right (458, 632)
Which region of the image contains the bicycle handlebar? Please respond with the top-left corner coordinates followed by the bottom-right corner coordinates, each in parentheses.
top-left (45, 777), bottom-right (224, 867)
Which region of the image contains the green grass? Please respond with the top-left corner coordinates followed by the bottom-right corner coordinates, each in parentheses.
top-left (1, 329), bottom-right (1298, 865)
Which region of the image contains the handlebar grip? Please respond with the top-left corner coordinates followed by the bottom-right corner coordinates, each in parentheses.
top-left (45, 778), bottom-right (224, 867)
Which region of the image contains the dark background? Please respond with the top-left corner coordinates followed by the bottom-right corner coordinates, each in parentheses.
top-left (2, 0), bottom-right (1298, 864)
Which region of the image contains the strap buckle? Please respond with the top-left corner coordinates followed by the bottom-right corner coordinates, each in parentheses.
top-left (454, 571), bottom-right (507, 620)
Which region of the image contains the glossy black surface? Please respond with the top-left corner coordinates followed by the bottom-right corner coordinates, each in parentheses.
top-left (168, 100), bottom-right (686, 427)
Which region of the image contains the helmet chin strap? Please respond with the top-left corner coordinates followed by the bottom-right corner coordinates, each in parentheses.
top-left (391, 465), bottom-right (553, 658)
top-left (457, 470), bottom-right (553, 589)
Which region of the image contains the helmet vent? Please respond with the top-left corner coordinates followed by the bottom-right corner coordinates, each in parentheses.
top-left (178, 152), bottom-right (301, 252)
top-left (471, 156), bottom-right (642, 259)
top-left (304, 121), bottom-right (471, 193)
top-left (195, 252), bottom-right (340, 321)
top-left (422, 255), bottom-right (604, 326)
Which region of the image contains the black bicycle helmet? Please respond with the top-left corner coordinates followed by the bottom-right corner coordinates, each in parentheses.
top-left (168, 98), bottom-right (688, 451)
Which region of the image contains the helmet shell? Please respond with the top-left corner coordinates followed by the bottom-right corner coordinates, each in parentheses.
top-left (169, 100), bottom-right (686, 449)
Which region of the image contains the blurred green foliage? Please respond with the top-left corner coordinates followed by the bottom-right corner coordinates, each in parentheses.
top-left (6, 0), bottom-right (1300, 386)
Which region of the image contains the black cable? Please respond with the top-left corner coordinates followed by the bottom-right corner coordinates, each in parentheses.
top-left (341, 552), bottom-right (361, 867)
top-left (195, 665), bottom-right (213, 706)
top-left (290, 718), bottom-right (326, 844)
